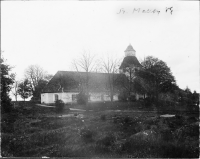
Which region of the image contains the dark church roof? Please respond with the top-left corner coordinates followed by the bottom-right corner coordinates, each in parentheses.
top-left (42, 71), bottom-right (126, 93)
top-left (119, 56), bottom-right (142, 69)
top-left (125, 44), bottom-right (135, 52)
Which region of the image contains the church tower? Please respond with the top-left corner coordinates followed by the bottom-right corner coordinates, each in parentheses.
top-left (119, 44), bottom-right (142, 72)
top-left (119, 44), bottom-right (143, 100)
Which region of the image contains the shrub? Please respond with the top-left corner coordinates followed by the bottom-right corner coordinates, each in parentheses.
top-left (143, 97), bottom-right (155, 107)
top-left (121, 136), bottom-right (150, 153)
top-left (55, 100), bottom-right (65, 113)
top-left (30, 96), bottom-right (41, 104)
top-left (118, 90), bottom-right (128, 102)
top-left (79, 128), bottom-right (95, 142)
top-left (158, 141), bottom-right (198, 158)
top-left (1, 111), bottom-right (18, 133)
top-left (159, 128), bottom-right (173, 141)
top-left (128, 95), bottom-right (136, 102)
top-left (123, 116), bottom-right (132, 125)
top-left (95, 133), bottom-right (117, 153)
top-left (77, 92), bottom-right (88, 105)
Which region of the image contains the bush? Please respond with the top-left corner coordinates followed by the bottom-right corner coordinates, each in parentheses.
top-left (158, 141), bottom-right (198, 158)
top-left (128, 95), bottom-right (136, 102)
top-left (77, 92), bottom-right (88, 105)
top-left (123, 116), bottom-right (132, 125)
top-left (120, 132), bottom-right (159, 154)
top-left (118, 90), bottom-right (128, 102)
top-left (143, 97), bottom-right (155, 107)
top-left (55, 100), bottom-right (65, 113)
top-left (1, 111), bottom-right (18, 133)
top-left (95, 133), bottom-right (117, 153)
top-left (122, 137), bottom-right (143, 153)
top-left (30, 96), bottom-right (41, 104)
top-left (186, 104), bottom-right (199, 112)
top-left (1, 98), bottom-right (13, 114)
top-left (79, 128), bottom-right (95, 142)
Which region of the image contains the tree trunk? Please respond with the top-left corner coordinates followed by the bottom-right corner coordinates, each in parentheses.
top-left (155, 84), bottom-right (159, 113)
top-left (15, 95), bottom-right (17, 102)
top-left (23, 98), bottom-right (25, 107)
top-left (86, 73), bottom-right (89, 112)
top-left (110, 82), bottom-right (113, 102)
top-left (108, 74), bottom-right (114, 102)
top-left (110, 90), bottom-right (113, 102)
top-left (129, 69), bottom-right (132, 100)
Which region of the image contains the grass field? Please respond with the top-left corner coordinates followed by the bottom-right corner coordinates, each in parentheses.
top-left (1, 101), bottom-right (199, 157)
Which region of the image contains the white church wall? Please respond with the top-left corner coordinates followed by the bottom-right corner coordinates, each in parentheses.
top-left (104, 94), bottom-right (111, 101)
top-left (41, 93), bottom-right (55, 104)
top-left (113, 94), bottom-right (119, 101)
top-left (89, 93), bottom-right (103, 102)
top-left (41, 93), bottom-right (47, 103)
top-left (89, 92), bottom-right (119, 102)
top-left (136, 94), bottom-right (140, 100)
top-left (41, 92), bottom-right (79, 104)
top-left (41, 92), bottom-right (119, 104)
top-left (62, 92), bottom-right (79, 103)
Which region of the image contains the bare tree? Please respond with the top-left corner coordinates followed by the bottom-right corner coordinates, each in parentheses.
top-left (25, 65), bottom-right (47, 91)
top-left (75, 50), bottom-right (96, 72)
top-left (72, 50), bottom-right (96, 110)
top-left (124, 66), bottom-right (136, 97)
top-left (101, 56), bottom-right (120, 101)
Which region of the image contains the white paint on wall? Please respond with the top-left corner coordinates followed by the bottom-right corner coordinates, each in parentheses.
top-left (89, 92), bottom-right (119, 102)
top-left (41, 91), bottom-right (147, 104)
top-left (125, 50), bottom-right (136, 57)
top-left (89, 93), bottom-right (103, 102)
top-left (41, 92), bottom-right (120, 104)
top-left (104, 95), bottom-right (111, 101)
top-left (41, 92), bottom-right (79, 104)
top-left (113, 94), bottom-right (118, 101)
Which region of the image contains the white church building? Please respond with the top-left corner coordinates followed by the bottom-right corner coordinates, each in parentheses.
top-left (41, 44), bottom-right (144, 104)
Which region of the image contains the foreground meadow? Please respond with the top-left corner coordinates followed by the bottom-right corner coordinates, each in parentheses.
top-left (1, 102), bottom-right (199, 158)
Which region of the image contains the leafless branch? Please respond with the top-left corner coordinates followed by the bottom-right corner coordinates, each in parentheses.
top-left (25, 65), bottom-right (47, 91)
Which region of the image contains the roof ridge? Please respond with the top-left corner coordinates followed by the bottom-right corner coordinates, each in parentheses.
top-left (57, 70), bottom-right (120, 75)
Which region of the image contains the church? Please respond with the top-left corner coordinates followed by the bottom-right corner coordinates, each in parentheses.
top-left (41, 44), bottom-right (143, 104)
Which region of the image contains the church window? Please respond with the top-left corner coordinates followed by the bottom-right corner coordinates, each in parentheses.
top-left (55, 94), bottom-right (59, 101)
top-left (72, 94), bottom-right (77, 101)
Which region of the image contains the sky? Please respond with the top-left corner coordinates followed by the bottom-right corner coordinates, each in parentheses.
top-left (2, 1), bottom-right (199, 100)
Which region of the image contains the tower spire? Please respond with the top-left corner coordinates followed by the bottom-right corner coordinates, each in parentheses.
top-left (124, 44), bottom-right (136, 57)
